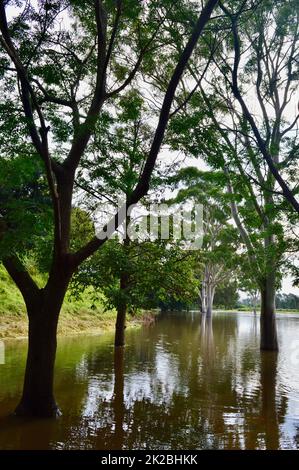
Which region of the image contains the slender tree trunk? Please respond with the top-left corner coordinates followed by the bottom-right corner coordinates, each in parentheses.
top-left (115, 303), bottom-right (127, 348)
top-left (201, 265), bottom-right (209, 314)
top-left (201, 280), bottom-right (207, 314)
top-left (15, 273), bottom-right (70, 417)
top-left (206, 285), bottom-right (215, 318)
top-left (114, 273), bottom-right (128, 347)
top-left (260, 272), bottom-right (278, 351)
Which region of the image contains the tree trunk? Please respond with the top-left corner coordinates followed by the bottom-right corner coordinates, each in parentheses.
top-left (206, 285), bottom-right (215, 318)
top-left (15, 277), bottom-right (69, 417)
top-left (115, 303), bottom-right (127, 348)
top-left (15, 311), bottom-right (59, 417)
top-left (114, 273), bottom-right (128, 347)
top-left (201, 280), bottom-right (207, 314)
top-left (260, 273), bottom-right (278, 351)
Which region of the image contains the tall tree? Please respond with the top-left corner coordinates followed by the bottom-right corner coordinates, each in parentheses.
top-left (71, 237), bottom-right (199, 341)
top-left (220, 0), bottom-right (299, 213)
top-left (74, 88), bottom-right (158, 347)
top-left (167, 167), bottom-right (240, 317)
top-left (163, 0), bottom-right (298, 350)
top-left (0, 0), bottom-right (218, 417)
top-left (166, 68), bottom-right (287, 350)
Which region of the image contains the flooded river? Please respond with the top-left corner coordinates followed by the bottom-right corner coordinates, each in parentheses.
top-left (0, 311), bottom-right (299, 449)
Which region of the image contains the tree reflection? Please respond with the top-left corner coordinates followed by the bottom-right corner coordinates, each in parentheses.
top-left (112, 347), bottom-right (125, 449)
top-left (0, 312), bottom-right (297, 450)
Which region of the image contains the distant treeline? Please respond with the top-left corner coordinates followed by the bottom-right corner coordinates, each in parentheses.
top-left (241, 293), bottom-right (299, 311)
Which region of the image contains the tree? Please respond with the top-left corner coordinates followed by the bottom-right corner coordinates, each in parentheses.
top-left (72, 87), bottom-right (200, 345)
top-left (164, 0), bottom-right (293, 349)
top-left (0, 0), bottom-right (218, 417)
top-left (208, 0), bottom-right (299, 348)
top-left (71, 237), bottom-right (199, 342)
top-left (220, 0), bottom-right (299, 214)
top-left (213, 282), bottom-right (239, 310)
top-left (276, 293), bottom-right (299, 310)
top-left (169, 88), bottom-right (287, 349)
top-left (239, 276), bottom-right (260, 314)
top-left (167, 167), bottom-right (240, 317)
top-left (73, 87), bottom-right (153, 347)
top-left (199, 204), bottom-right (239, 317)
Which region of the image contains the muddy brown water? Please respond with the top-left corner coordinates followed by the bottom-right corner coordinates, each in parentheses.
top-left (0, 311), bottom-right (299, 449)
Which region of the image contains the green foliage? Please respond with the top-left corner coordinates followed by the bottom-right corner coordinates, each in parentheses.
top-left (0, 0), bottom-right (297, 324)
top-left (71, 237), bottom-right (199, 314)
top-left (276, 293), bottom-right (299, 310)
top-left (0, 154), bottom-right (53, 258)
top-left (214, 282), bottom-right (239, 310)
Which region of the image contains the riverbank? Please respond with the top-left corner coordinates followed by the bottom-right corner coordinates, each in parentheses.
top-left (214, 308), bottom-right (299, 314)
top-left (0, 309), bottom-right (145, 340)
top-left (0, 265), bottom-right (148, 340)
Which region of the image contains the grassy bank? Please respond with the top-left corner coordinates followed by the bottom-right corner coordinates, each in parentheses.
top-left (0, 265), bottom-right (143, 340)
top-left (214, 308), bottom-right (299, 314)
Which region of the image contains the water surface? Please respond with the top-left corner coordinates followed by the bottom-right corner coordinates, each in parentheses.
top-left (0, 311), bottom-right (299, 449)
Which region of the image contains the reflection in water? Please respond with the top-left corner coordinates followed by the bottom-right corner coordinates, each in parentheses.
top-left (112, 348), bottom-right (125, 449)
top-left (200, 314), bottom-right (214, 362)
top-left (0, 312), bottom-right (299, 449)
top-left (260, 352), bottom-right (279, 450)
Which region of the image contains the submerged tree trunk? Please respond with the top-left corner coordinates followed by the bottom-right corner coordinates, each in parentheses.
top-left (201, 282), bottom-right (207, 314)
top-left (206, 284), bottom-right (215, 318)
top-left (201, 265), bottom-right (216, 317)
top-left (260, 272), bottom-right (278, 351)
top-left (15, 271), bottom-right (70, 418)
top-left (115, 303), bottom-right (127, 348)
top-left (114, 273), bottom-right (128, 347)
top-left (16, 309), bottom-right (59, 417)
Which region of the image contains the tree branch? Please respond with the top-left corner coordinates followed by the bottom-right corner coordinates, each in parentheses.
top-left (2, 257), bottom-right (40, 309)
top-left (105, 12), bottom-right (166, 99)
top-left (63, 0), bottom-right (107, 172)
top-left (0, 1), bottom-right (63, 249)
top-left (221, 3), bottom-right (299, 214)
top-left (71, 0), bottom-right (219, 267)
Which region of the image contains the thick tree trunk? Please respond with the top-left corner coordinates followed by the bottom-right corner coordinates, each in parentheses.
top-left (260, 273), bottom-right (278, 351)
top-left (15, 275), bottom-right (69, 418)
top-left (15, 310), bottom-right (59, 417)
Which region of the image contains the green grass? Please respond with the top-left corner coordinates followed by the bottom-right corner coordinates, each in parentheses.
top-left (0, 265), bottom-right (26, 317)
top-left (0, 265), bottom-right (143, 339)
top-left (215, 307), bottom-right (299, 314)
